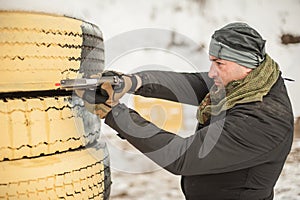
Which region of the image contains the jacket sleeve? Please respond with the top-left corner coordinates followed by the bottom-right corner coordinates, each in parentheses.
top-left (134, 71), bottom-right (213, 106)
top-left (105, 103), bottom-right (293, 176)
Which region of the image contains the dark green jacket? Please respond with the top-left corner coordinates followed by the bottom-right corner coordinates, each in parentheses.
top-left (105, 71), bottom-right (294, 200)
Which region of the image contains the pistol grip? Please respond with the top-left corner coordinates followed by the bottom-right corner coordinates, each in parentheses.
top-left (82, 90), bottom-right (109, 104)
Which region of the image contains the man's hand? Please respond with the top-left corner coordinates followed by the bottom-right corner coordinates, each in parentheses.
top-left (76, 81), bottom-right (119, 119)
top-left (75, 70), bottom-right (141, 119)
top-left (101, 71), bottom-right (142, 102)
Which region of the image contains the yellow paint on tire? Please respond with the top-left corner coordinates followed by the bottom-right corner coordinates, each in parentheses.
top-left (0, 97), bottom-right (100, 161)
top-left (0, 11), bottom-right (110, 199)
top-left (0, 143), bottom-right (109, 199)
top-left (0, 11), bottom-right (102, 92)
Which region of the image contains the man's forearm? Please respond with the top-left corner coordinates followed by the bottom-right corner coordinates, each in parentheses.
top-left (134, 71), bottom-right (213, 106)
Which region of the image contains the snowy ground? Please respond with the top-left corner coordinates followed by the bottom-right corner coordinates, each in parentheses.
top-left (274, 138), bottom-right (300, 200)
top-left (105, 129), bottom-right (300, 200)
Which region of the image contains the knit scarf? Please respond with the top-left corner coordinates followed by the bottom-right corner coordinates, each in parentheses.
top-left (197, 54), bottom-right (280, 125)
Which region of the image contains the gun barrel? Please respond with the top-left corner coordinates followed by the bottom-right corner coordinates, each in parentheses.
top-left (58, 76), bottom-right (122, 90)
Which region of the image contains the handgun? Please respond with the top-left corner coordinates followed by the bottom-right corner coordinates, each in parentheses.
top-left (56, 76), bottom-right (123, 91)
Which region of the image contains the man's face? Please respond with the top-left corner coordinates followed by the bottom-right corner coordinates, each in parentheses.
top-left (208, 55), bottom-right (252, 87)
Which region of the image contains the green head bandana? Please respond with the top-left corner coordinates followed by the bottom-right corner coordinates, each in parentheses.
top-left (209, 38), bottom-right (265, 69)
top-left (209, 22), bottom-right (266, 69)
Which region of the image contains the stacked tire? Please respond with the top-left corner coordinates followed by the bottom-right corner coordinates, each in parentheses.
top-left (0, 11), bottom-right (111, 199)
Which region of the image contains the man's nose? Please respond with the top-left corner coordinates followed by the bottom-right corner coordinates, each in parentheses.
top-left (208, 64), bottom-right (217, 78)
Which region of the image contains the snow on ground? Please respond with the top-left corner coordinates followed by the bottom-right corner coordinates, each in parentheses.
top-left (274, 139), bottom-right (300, 200)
